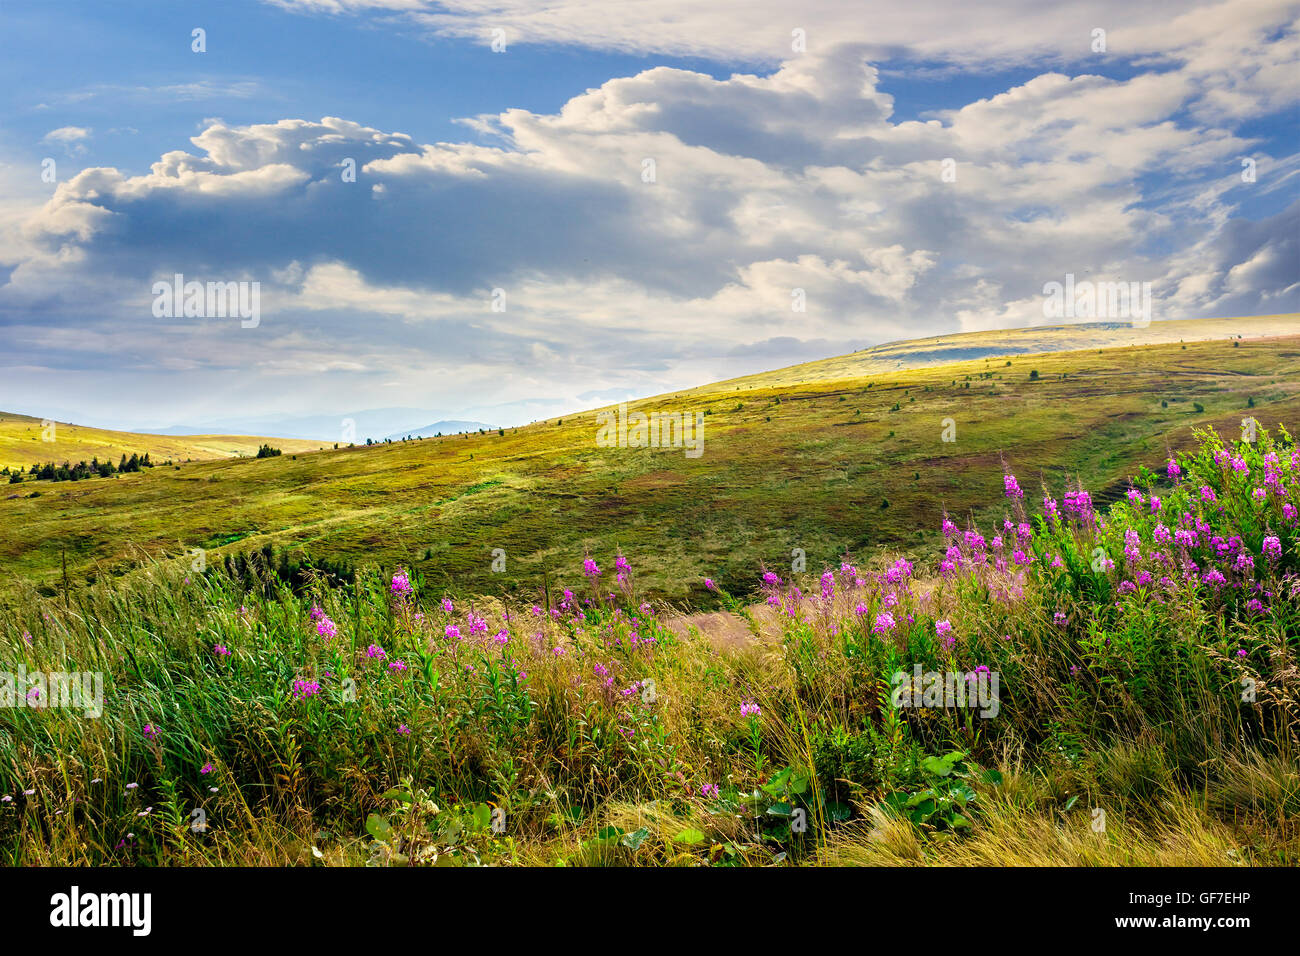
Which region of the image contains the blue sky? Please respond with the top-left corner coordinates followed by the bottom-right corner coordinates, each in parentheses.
top-left (0, 0), bottom-right (1296, 437)
top-left (0, 1), bottom-right (748, 172)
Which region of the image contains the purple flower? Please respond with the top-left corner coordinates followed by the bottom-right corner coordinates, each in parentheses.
top-left (704, 577), bottom-right (715, 590)
top-left (390, 571), bottom-right (412, 596)
top-left (1004, 474), bottom-right (1023, 499)
top-left (740, 701), bottom-right (761, 718)
top-left (1262, 536), bottom-right (1282, 562)
top-left (885, 558), bottom-right (913, 583)
top-left (292, 679), bottom-right (321, 700)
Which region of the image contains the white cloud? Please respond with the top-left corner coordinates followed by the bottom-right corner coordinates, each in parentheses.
top-left (2, 6), bottom-right (1296, 423)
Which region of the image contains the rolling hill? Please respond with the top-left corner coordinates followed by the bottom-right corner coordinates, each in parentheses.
top-left (0, 413), bottom-right (331, 472)
top-left (2, 316), bottom-right (1297, 605)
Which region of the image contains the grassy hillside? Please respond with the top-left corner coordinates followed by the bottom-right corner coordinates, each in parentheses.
top-left (734, 314), bottom-right (1298, 387)
top-left (1, 424), bottom-right (1294, 866)
top-left (2, 324), bottom-right (1298, 607)
top-left (0, 412), bottom-right (329, 472)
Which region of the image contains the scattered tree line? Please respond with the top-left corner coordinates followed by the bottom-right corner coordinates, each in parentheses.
top-left (5, 452), bottom-right (158, 483)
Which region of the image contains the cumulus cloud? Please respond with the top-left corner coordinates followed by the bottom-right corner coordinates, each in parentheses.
top-left (2, 4), bottom-right (1297, 425)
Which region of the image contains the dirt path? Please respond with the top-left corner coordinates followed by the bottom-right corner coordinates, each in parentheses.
top-left (663, 604), bottom-right (785, 651)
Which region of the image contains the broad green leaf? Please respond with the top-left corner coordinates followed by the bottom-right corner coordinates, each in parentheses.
top-left (365, 814), bottom-right (392, 841)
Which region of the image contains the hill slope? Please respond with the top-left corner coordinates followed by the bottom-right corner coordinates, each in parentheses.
top-left (0, 413), bottom-right (330, 472)
top-left (2, 318), bottom-right (1297, 604)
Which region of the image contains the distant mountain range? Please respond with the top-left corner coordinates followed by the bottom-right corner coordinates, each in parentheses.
top-left (139, 408), bottom-right (466, 444)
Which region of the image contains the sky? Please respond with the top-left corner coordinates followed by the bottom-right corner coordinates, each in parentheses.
top-left (0, 0), bottom-right (1296, 437)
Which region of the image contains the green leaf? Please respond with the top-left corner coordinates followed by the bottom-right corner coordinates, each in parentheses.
top-left (380, 788), bottom-right (413, 803)
top-left (621, 827), bottom-right (650, 850)
top-left (922, 751), bottom-right (965, 777)
top-left (469, 803), bottom-right (493, 831)
top-left (827, 801), bottom-right (852, 823)
top-left (596, 825), bottom-right (625, 841)
top-left (766, 802), bottom-right (794, 818)
top-left (365, 814), bottom-right (392, 841)
top-left (1063, 794), bottom-right (1080, 812)
top-left (761, 768), bottom-right (792, 795)
top-left (673, 827), bottom-right (706, 845)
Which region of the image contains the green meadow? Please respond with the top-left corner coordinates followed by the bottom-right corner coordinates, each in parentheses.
top-left (2, 325), bottom-right (1297, 608)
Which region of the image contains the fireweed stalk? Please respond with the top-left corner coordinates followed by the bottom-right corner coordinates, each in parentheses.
top-left (741, 701), bottom-right (764, 776)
